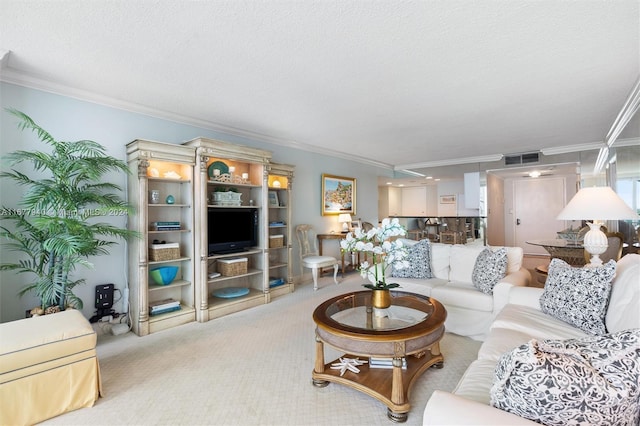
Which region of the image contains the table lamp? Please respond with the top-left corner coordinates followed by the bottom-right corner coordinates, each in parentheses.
top-left (338, 214), bottom-right (352, 233)
top-left (556, 186), bottom-right (639, 266)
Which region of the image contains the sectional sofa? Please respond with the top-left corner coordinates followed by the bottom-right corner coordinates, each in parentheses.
top-left (422, 253), bottom-right (640, 425)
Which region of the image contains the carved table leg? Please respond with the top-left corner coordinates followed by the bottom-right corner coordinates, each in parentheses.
top-left (430, 341), bottom-right (444, 369)
top-left (312, 334), bottom-right (329, 387)
top-left (388, 357), bottom-right (408, 422)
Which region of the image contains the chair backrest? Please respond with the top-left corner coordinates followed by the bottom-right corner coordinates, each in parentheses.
top-left (584, 231), bottom-right (624, 263)
top-left (295, 224), bottom-right (319, 259)
top-left (362, 221), bottom-right (375, 232)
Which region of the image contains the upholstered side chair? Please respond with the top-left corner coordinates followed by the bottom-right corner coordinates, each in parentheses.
top-left (295, 224), bottom-right (339, 290)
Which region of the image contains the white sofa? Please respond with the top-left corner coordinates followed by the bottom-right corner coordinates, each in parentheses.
top-left (423, 253), bottom-right (640, 425)
top-left (389, 239), bottom-right (531, 340)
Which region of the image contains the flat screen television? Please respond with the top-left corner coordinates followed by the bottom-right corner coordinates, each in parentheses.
top-left (208, 208), bottom-right (259, 254)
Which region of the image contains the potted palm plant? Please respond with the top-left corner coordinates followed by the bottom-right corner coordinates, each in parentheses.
top-left (0, 109), bottom-right (138, 313)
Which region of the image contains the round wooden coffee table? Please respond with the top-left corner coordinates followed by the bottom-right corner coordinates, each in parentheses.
top-left (312, 291), bottom-right (447, 422)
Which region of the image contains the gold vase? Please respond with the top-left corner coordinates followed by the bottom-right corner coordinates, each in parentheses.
top-left (372, 289), bottom-right (391, 309)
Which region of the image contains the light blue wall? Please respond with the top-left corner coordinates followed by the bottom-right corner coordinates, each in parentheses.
top-left (0, 82), bottom-right (390, 322)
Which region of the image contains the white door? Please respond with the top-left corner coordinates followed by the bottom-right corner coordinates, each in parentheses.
top-left (514, 178), bottom-right (566, 256)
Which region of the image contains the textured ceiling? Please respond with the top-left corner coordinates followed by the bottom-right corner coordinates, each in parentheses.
top-left (1, 1), bottom-right (639, 173)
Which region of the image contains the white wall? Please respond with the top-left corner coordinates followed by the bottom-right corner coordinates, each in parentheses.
top-left (0, 82), bottom-right (388, 322)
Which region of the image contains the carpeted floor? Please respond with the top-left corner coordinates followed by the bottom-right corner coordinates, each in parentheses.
top-left (43, 273), bottom-right (481, 426)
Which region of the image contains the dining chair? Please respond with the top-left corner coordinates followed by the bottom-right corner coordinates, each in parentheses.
top-left (583, 231), bottom-right (624, 264)
top-left (295, 224), bottom-right (339, 291)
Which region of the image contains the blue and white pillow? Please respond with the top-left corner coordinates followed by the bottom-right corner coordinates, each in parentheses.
top-left (491, 329), bottom-right (640, 426)
top-left (471, 247), bottom-right (508, 294)
top-left (391, 239), bottom-right (433, 279)
top-left (540, 258), bottom-right (616, 335)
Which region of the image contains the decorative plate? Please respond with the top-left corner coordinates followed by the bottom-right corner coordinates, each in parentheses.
top-left (212, 287), bottom-right (249, 299)
top-left (208, 161), bottom-right (229, 178)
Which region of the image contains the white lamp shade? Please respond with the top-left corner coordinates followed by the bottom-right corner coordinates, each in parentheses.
top-left (556, 186), bottom-right (639, 221)
top-left (338, 214), bottom-right (352, 223)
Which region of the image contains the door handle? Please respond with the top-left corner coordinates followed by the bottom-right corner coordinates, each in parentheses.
top-left (516, 218), bottom-right (521, 225)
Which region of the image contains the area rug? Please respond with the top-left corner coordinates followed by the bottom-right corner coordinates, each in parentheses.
top-left (43, 275), bottom-right (481, 426)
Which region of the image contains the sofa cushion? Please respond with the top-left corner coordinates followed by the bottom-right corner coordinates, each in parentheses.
top-left (430, 243), bottom-right (452, 280)
top-left (391, 238), bottom-right (433, 279)
top-left (539, 258), bottom-right (616, 335)
top-left (387, 277), bottom-right (448, 297)
top-left (490, 329), bottom-right (640, 426)
top-left (453, 359), bottom-right (497, 405)
top-left (432, 281), bottom-right (494, 312)
top-left (606, 253), bottom-right (640, 333)
top-left (501, 246), bottom-right (524, 274)
top-left (491, 304), bottom-right (588, 341)
top-left (449, 245), bottom-right (485, 283)
top-left (472, 247), bottom-right (508, 294)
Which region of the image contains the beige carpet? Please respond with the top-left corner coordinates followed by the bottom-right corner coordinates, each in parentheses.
top-left (43, 273), bottom-right (481, 426)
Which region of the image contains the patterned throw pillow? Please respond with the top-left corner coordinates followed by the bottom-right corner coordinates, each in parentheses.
top-left (391, 239), bottom-right (433, 279)
top-left (540, 258), bottom-right (616, 335)
top-left (490, 329), bottom-right (640, 426)
top-left (471, 247), bottom-right (507, 294)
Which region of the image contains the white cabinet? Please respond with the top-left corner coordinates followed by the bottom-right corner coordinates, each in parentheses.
top-left (126, 140), bottom-right (197, 336)
top-left (379, 186), bottom-right (402, 218)
top-left (401, 187), bottom-right (427, 216)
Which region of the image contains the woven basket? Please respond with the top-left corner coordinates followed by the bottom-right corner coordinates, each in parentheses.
top-left (149, 243), bottom-right (180, 261)
top-left (217, 257), bottom-right (248, 276)
top-left (269, 235), bottom-right (284, 248)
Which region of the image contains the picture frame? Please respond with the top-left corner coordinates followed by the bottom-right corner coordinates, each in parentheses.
top-left (322, 174), bottom-right (356, 215)
top-left (268, 191), bottom-right (279, 207)
top-left (349, 220), bottom-right (362, 231)
top-left (439, 195), bottom-right (456, 204)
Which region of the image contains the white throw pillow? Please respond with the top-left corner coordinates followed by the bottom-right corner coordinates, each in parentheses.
top-left (449, 245), bottom-right (485, 283)
top-left (606, 254), bottom-right (640, 333)
top-left (471, 247), bottom-right (508, 294)
top-left (491, 329), bottom-right (640, 426)
top-left (539, 258), bottom-right (616, 335)
top-left (430, 243), bottom-right (451, 280)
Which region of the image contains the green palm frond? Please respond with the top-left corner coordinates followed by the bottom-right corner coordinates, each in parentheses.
top-left (2, 109), bottom-right (140, 309)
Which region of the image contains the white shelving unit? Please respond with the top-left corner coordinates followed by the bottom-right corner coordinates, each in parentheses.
top-left (126, 140), bottom-right (197, 336)
top-left (183, 137), bottom-right (272, 322)
top-left (267, 163), bottom-right (295, 297)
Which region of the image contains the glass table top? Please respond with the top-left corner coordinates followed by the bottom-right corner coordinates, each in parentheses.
top-left (314, 291), bottom-right (435, 334)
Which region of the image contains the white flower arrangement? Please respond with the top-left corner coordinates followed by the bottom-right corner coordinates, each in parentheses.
top-left (339, 218), bottom-right (409, 289)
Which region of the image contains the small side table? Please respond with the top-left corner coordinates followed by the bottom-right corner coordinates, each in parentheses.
top-left (317, 233), bottom-right (358, 275)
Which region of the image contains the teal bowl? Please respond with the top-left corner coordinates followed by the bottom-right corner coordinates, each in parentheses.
top-left (150, 266), bottom-right (179, 285)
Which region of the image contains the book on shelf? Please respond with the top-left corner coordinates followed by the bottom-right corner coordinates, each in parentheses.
top-left (149, 305), bottom-right (181, 316)
top-left (151, 226), bottom-right (181, 231)
top-left (149, 298), bottom-right (180, 312)
top-left (369, 357), bottom-right (407, 369)
top-left (269, 277), bottom-right (285, 288)
top-left (152, 221), bottom-right (181, 226)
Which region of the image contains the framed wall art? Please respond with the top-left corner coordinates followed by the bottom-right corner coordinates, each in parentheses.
top-left (268, 191), bottom-right (279, 207)
top-left (439, 195), bottom-right (456, 204)
top-left (322, 174), bottom-right (356, 215)
top-left (349, 220), bottom-right (362, 231)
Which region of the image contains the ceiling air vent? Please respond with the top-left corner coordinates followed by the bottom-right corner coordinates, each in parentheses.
top-left (504, 152), bottom-right (540, 166)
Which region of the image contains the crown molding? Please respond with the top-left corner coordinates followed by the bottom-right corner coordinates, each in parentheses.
top-left (0, 67), bottom-right (393, 171)
top-left (396, 154), bottom-right (504, 171)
